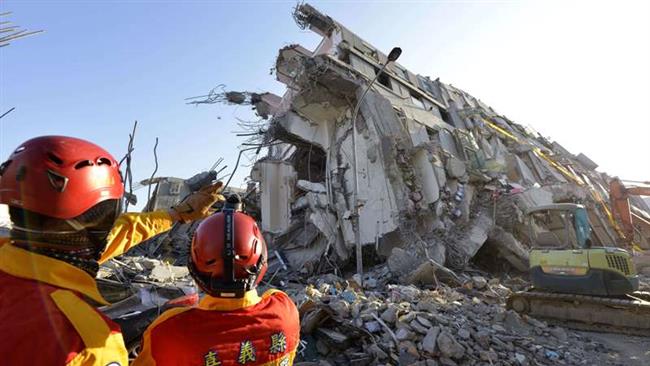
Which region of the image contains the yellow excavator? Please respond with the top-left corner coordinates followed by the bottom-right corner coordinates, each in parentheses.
top-left (507, 203), bottom-right (650, 336)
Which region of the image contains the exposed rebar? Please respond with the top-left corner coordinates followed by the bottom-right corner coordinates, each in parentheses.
top-left (0, 107), bottom-right (16, 120)
top-left (119, 121), bottom-right (137, 212)
top-left (0, 12), bottom-right (43, 47)
top-left (146, 137), bottom-right (159, 207)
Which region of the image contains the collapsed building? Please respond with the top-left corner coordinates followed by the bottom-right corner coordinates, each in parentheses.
top-left (1, 4), bottom-right (649, 365)
top-left (221, 4), bottom-right (650, 280)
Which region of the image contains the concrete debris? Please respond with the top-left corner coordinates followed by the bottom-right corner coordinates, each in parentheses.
top-left (407, 261), bottom-right (442, 286)
top-left (225, 91), bottom-right (247, 104)
top-left (187, 88), bottom-right (280, 119)
top-left (437, 330), bottom-right (466, 359)
top-left (449, 212), bottom-right (492, 267)
top-left (387, 247), bottom-right (420, 278)
top-left (471, 276), bottom-right (487, 290)
top-left (97, 256), bottom-right (197, 350)
top-left (445, 157), bottom-right (467, 180)
top-left (98, 257), bottom-right (194, 287)
top-left (503, 310), bottom-right (532, 336)
top-left (291, 268), bottom-right (625, 366)
top-left (575, 153), bottom-right (598, 170)
top-left (422, 326), bottom-right (440, 354)
top-left (484, 226), bottom-right (530, 272)
top-left (149, 263), bottom-right (190, 282)
top-left (297, 180), bottom-right (327, 193)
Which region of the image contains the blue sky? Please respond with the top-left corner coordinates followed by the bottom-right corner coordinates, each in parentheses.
top-left (2, 1), bottom-right (649, 210)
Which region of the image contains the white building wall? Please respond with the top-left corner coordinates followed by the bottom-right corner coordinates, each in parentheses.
top-left (251, 161), bottom-right (296, 234)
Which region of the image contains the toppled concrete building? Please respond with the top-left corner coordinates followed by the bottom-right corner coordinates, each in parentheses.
top-left (222, 4), bottom-right (650, 278)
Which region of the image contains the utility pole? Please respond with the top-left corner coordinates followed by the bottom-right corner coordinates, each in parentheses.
top-left (350, 47), bottom-right (402, 285)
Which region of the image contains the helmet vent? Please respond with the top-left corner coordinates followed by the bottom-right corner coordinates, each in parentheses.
top-left (14, 146), bottom-right (25, 154)
top-left (47, 153), bottom-right (63, 165)
top-left (206, 259), bottom-right (217, 265)
top-left (75, 160), bottom-right (95, 169)
top-left (0, 160), bottom-right (11, 176)
top-left (47, 169), bottom-right (69, 192)
top-left (97, 157), bottom-right (112, 166)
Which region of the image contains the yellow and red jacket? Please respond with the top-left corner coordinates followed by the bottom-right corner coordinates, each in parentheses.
top-left (0, 211), bottom-right (173, 366)
top-left (132, 289), bottom-right (300, 366)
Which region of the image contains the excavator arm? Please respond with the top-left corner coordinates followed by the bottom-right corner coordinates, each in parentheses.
top-left (626, 186), bottom-right (650, 196)
top-left (609, 178), bottom-right (650, 244)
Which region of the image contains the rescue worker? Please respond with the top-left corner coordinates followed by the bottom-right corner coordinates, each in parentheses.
top-left (0, 136), bottom-right (224, 366)
top-left (133, 195), bottom-right (300, 366)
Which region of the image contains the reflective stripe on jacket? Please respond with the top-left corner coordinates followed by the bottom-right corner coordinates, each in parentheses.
top-left (132, 289), bottom-right (300, 366)
top-left (0, 210), bottom-right (173, 366)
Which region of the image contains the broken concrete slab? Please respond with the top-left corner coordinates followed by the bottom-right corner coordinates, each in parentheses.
top-left (436, 329), bottom-right (466, 359)
top-left (388, 247), bottom-right (422, 277)
top-left (421, 326), bottom-right (441, 354)
top-left (575, 152), bottom-right (598, 170)
top-left (452, 212), bottom-right (493, 262)
top-left (149, 263), bottom-right (190, 282)
top-left (296, 180), bottom-right (327, 194)
top-left (413, 149), bottom-right (441, 204)
top-left (507, 154), bottom-right (539, 186)
top-left (486, 226), bottom-right (530, 271)
top-left (515, 187), bottom-right (554, 212)
top-left (445, 156), bottom-right (467, 179)
top-left (251, 160), bottom-right (296, 234)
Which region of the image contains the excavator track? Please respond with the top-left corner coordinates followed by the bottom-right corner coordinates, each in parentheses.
top-left (507, 290), bottom-right (650, 337)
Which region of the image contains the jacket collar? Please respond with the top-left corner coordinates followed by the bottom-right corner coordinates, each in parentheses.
top-left (198, 289), bottom-right (262, 311)
top-left (0, 241), bottom-right (108, 305)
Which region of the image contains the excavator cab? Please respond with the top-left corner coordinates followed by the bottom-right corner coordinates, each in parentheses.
top-left (527, 204), bottom-right (639, 296)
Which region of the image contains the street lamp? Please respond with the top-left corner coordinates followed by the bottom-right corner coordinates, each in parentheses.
top-left (350, 47), bottom-right (402, 285)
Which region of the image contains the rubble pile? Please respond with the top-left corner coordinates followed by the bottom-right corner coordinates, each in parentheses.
top-left (98, 256), bottom-right (192, 286)
top-left (125, 221), bottom-right (201, 266)
top-left (292, 270), bottom-right (625, 366)
top-left (96, 256), bottom-right (197, 351)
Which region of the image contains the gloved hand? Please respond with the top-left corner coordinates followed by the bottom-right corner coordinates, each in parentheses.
top-left (169, 181), bottom-right (225, 223)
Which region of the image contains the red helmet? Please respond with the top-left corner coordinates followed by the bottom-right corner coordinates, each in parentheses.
top-left (0, 136), bottom-right (124, 219)
top-left (189, 206), bottom-right (268, 298)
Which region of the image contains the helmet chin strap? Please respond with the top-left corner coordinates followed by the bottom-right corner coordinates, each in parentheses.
top-left (11, 224), bottom-right (82, 235)
top-left (11, 241), bottom-right (101, 277)
top-left (10, 222), bottom-right (109, 277)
